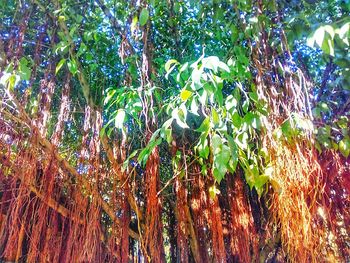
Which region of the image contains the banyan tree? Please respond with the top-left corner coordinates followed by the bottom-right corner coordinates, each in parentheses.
top-left (0, 0), bottom-right (349, 262)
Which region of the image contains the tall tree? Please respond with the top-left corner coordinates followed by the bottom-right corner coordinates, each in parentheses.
top-left (0, 0), bottom-right (349, 262)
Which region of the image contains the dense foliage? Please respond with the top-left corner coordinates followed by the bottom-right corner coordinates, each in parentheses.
top-left (0, 0), bottom-right (349, 262)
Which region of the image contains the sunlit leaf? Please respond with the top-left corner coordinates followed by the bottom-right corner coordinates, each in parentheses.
top-left (218, 61), bottom-right (230, 72)
top-left (196, 117), bottom-right (210, 133)
top-left (211, 134), bottom-right (222, 154)
top-left (165, 59), bottom-right (178, 73)
top-left (115, 109), bottom-right (126, 129)
top-left (190, 98), bottom-right (199, 115)
top-left (172, 108), bottom-right (189, 128)
top-left (58, 15), bottom-right (65, 22)
top-left (314, 27), bottom-right (325, 47)
top-left (131, 16), bottom-right (138, 32)
top-left (212, 108), bottom-right (220, 125)
top-left (209, 185), bottom-right (220, 199)
top-left (179, 62), bottom-right (189, 72)
top-left (56, 58), bottom-right (66, 75)
top-left (202, 56), bottom-right (220, 72)
top-left (336, 22), bottom-right (350, 46)
top-left (180, 89), bottom-right (192, 101)
top-left (225, 95), bottom-right (238, 111)
top-left (339, 137), bottom-right (350, 158)
top-left (191, 66), bottom-right (203, 85)
top-left (323, 25), bottom-right (335, 39)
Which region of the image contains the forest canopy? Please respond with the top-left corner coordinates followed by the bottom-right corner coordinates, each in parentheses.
top-left (0, 0), bottom-right (349, 262)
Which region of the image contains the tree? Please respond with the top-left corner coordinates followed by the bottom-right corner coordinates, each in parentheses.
top-left (0, 0), bottom-right (349, 262)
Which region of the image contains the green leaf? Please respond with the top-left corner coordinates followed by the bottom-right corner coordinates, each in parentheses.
top-left (77, 43), bottom-right (87, 57)
top-left (332, 141), bottom-right (339, 150)
top-left (67, 59), bottom-right (78, 75)
top-left (232, 111), bottom-right (241, 128)
top-left (214, 89), bottom-right (224, 106)
top-left (213, 144), bottom-right (230, 184)
top-left (212, 108), bottom-right (220, 125)
top-left (196, 117), bottom-right (210, 133)
top-left (336, 116), bottom-right (348, 129)
top-left (211, 134), bottom-right (222, 154)
top-left (281, 118), bottom-right (296, 139)
top-left (197, 136), bottom-right (209, 159)
top-left (254, 175), bottom-right (269, 196)
top-left (228, 157), bottom-right (238, 173)
top-left (19, 57), bottom-right (31, 81)
top-left (7, 74), bottom-right (18, 91)
top-left (321, 36), bottom-right (334, 56)
top-left (243, 112), bottom-right (261, 129)
top-left (217, 145), bottom-right (230, 164)
top-left (315, 141), bottom-right (322, 154)
top-left (319, 102), bottom-right (329, 112)
top-left (149, 128), bottom-right (161, 143)
top-left (174, 2), bottom-right (180, 13)
top-left (242, 99), bottom-right (249, 113)
top-left (19, 66), bottom-right (31, 81)
top-left (231, 24), bottom-right (238, 42)
top-left (139, 8), bottom-right (149, 26)
top-left (339, 137), bottom-right (350, 158)
top-left (163, 128), bottom-right (172, 144)
top-left (198, 89), bottom-right (207, 105)
top-left (53, 9), bottom-right (61, 15)
top-left (138, 147), bottom-right (150, 166)
top-left (138, 137), bottom-right (162, 166)
top-left (248, 92), bottom-right (258, 102)
top-left (200, 163), bottom-right (207, 175)
top-left (56, 58), bottom-right (66, 75)
top-left (213, 166), bottom-right (225, 183)
top-left (122, 150), bottom-right (139, 172)
top-left (263, 164), bottom-right (274, 177)
top-left (244, 164), bottom-right (259, 189)
top-left (308, 25), bottom-right (336, 56)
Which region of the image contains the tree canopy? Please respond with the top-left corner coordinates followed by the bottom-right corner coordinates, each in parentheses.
top-left (0, 0), bottom-right (349, 262)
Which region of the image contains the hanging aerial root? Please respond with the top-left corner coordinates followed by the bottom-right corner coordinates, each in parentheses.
top-left (267, 140), bottom-right (324, 262)
top-left (190, 163), bottom-right (210, 262)
top-left (175, 176), bottom-right (189, 262)
top-left (206, 177), bottom-right (226, 262)
top-left (226, 172), bottom-right (258, 262)
top-left (318, 151), bottom-right (350, 261)
top-left (143, 145), bottom-right (165, 262)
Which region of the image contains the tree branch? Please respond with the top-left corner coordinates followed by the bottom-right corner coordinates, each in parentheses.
top-left (95, 0), bottom-right (123, 37)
